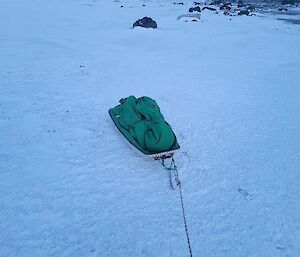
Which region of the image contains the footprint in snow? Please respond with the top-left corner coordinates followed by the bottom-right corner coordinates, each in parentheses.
top-left (79, 65), bottom-right (89, 77)
top-left (238, 188), bottom-right (253, 200)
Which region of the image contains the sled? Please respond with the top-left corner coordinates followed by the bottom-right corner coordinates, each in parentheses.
top-left (108, 96), bottom-right (180, 160)
top-left (108, 96), bottom-right (192, 257)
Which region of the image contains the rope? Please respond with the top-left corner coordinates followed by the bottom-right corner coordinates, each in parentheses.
top-left (161, 157), bottom-right (179, 190)
top-left (161, 158), bottom-right (193, 257)
top-left (178, 180), bottom-right (193, 257)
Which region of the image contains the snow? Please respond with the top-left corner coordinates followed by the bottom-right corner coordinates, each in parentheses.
top-left (1, 0), bottom-right (300, 256)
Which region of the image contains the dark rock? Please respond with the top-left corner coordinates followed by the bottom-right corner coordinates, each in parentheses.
top-left (238, 1), bottom-right (245, 8)
top-left (189, 6), bottom-right (201, 12)
top-left (133, 17), bottom-right (157, 29)
top-left (281, 0), bottom-right (294, 5)
top-left (194, 2), bottom-right (201, 5)
top-left (247, 5), bottom-right (256, 11)
top-left (202, 6), bottom-right (216, 11)
top-left (213, 0), bottom-right (222, 5)
top-left (142, 4), bottom-right (146, 6)
top-left (238, 10), bottom-right (249, 15)
top-left (220, 4), bottom-right (231, 10)
top-left (174, 2), bottom-right (184, 5)
top-left (192, 19), bottom-right (198, 22)
top-left (121, 5), bottom-right (124, 8)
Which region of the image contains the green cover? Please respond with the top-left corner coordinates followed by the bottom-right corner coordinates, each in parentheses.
top-left (109, 96), bottom-right (180, 155)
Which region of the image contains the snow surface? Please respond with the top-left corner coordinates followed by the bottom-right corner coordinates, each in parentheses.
top-left (1, 0), bottom-right (300, 256)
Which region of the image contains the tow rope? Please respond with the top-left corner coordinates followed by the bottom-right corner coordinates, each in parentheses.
top-left (161, 158), bottom-right (193, 257)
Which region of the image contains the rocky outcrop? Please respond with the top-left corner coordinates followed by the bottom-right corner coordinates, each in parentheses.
top-left (238, 10), bottom-right (249, 16)
top-left (133, 17), bottom-right (157, 29)
top-left (202, 6), bottom-right (216, 11)
top-left (189, 6), bottom-right (201, 12)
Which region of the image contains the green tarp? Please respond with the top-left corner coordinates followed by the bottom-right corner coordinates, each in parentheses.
top-left (109, 96), bottom-right (180, 155)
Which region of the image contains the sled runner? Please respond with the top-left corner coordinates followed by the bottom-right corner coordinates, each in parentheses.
top-left (109, 95), bottom-right (180, 159)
